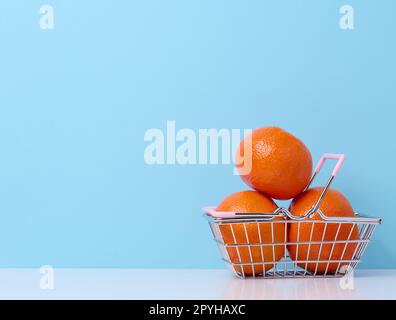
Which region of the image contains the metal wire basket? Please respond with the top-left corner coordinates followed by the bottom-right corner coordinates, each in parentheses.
top-left (203, 154), bottom-right (382, 279)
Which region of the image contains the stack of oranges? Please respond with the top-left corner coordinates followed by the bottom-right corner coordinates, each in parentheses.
top-left (216, 127), bottom-right (359, 276)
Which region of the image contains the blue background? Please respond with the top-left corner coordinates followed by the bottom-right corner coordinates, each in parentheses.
top-left (0, 0), bottom-right (395, 268)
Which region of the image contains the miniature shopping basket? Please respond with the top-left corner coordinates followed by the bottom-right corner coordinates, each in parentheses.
top-left (203, 154), bottom-right (382, 279)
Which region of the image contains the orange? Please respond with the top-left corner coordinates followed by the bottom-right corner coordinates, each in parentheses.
top-left (288, 187), bottom-right (360, 275)
top-left (236, 127), bottom-right (313, 200)
top-left (217, 191), bottom-right (285, 277)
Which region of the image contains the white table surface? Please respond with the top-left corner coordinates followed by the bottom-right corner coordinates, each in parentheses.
top-left (0, 269), bottom-right (394, 300)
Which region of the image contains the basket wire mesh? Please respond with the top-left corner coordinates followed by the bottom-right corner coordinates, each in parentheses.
top-left (203, 154), bottom-right (381, 279)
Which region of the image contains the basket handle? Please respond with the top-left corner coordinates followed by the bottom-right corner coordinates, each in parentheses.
top-left (203, 206), bottom-right (282, 219)
top-left (314, 153), bottom-right (345, 178)
top-left (305, 153), bottom-right (345, 218)
top-left (203, 207), bottom-right (238, 219)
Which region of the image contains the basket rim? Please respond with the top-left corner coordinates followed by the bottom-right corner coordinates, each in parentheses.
top-left (203, 206), bottom-right (382, 224)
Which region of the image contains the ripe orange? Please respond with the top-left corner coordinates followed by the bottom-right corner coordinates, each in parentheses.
top-left (236, 127), bottom-right (313, 200)
top-left (288, 187), bottom-right (360, 275)
top-left (217, 191), bottom-right (285, 277)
